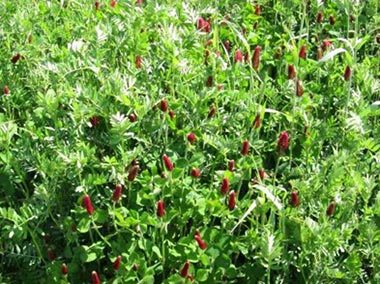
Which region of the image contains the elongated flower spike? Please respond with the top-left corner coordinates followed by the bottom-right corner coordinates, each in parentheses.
top-left (112, 184), bottom-right (122, 201)
top-left (113, 255), bottom-right (122, 270)
top-left (180, 261), bottom-right (190, 278)
top-left (290, 191), bottom-right (300, 207)
top-left (326, 200), bottom-right (336, 216)
top-left (221, 177), bottom-right (230, 195)
top-left (252, 46), bottom-right (261, 71)
top-left (277, 131), bottom-right (289, 152)
top-left (157, 200), bottom-right (165, 217)
top-left (299, 44), bottom-right (307, 58)
top-left (228, 191), bottom-right (236, 210)
top-left (163, 154), bottom-right (174, 171)
top-left (235, 49), bottom-right (243, 62)
top-left (194, 235), bottom-right (207, 250)
top-left (83, 194), bottom-right (95, 215)
top-left (92, 271), bottom-right (101, 284)
top-left (241, 140), bottom-right (250, 156)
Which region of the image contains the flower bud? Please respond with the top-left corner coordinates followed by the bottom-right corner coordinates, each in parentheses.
top-left (194, 235), bottom-right (207, 250)
top-left (191, 168), bottom-right (201, 178)
top-left (3, 85), bottom-right (10, 96)
top-left (228, 160), bottom-right (235, 172)
top-left (163, 154), bottom-right (174, 171)
top-left (317, 11), bottom-right (323, 23)
top-left (326, 201), bottom-right (336, 216)
top-left (83, 194), bottom-right (95, 215)
top-left (62, 263), bottom-right (68, 275)
top-left (180, 261), bottom-right (190, 278)
top-left (241, 140), bottom-right (250, 156)
top-left (112, 184), bottom-right (122, 201)
top-left (235, 49), bottom-right (243, 62)
top-left (290, 191), bottom-right (300, 207)
top-left (277, 131), bottom-right (289, 152)
top-left (135, 55), bottom-right (142, 68)
top-left (288, 64), bottom-right (296, 80)
top-left (296, 80), bottom-right (304, 97)
top-left (157, 200), bottom-right (165, 217)
top-left (344, 66), bottom-right (351, 81)
top-left (329, 15), bottom-right (335, 25)
top-left (113, 255), bottom-right (122, 270)
top-left (253, 113), bottom-right (261, 128)
top-left (299, 44), bottom-right (307, 59)
top-left (252, 46), bottom-right (261, 71)
top-left (207, 104), bottom-right (216, 118)
top-left (221, 177), bottom-right (230, 195)
top-left (92, 271), bottom-right (101, 284)
top-left (187, 133), bottom-right (196, 144)
top-left (160, 99), bottom-right (168, 112)
top-left (228, 191), bottom-right (236, 210)
top-left (128, 165), bottom-right (139, 182)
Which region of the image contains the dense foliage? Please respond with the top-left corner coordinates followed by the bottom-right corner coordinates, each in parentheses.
top-left (0, 0), bottom-right (380, 283)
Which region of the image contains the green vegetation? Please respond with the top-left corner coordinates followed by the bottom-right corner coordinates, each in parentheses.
top-left (0, 0), bottom-right (380, 283)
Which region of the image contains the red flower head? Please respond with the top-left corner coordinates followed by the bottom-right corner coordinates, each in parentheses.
top-left (136, 0), bottom-right (142, 4)
top-left (95, 1), bottom-right (100, 10)
top-left (90, 116), bottom-right (100, 127)
top-left (110, 0), bottom-right (117, 7)
top-left (252, 46), bottom-right (261, 71)
top-left (290, 191), bottom-right (300, 207)
top-left (135, 55), bottom-right (142, 68)
top-left (169, 109), bottom-right (175, 119)
top-left (224, 40), bottom-right (230, 52)
top-left (255, 5), bottom-right (261, 16)
top-left (241, 140), bottom-right (250, 156)
top-left (197, 17), bottom-right (211, 32)
top-left (207, 104), bottom-right (216, 118)
top-left (235, 49), bottom-right (243, 63)
top-left (288, 64), bottom-right (296, 80)
top-left (344, 66), bottom-right (351, 81)
top-left (157, 200), bottom-right (165, 217)
top-left (194, 235), bottom-right (207, 250)
top-left (322, 40), bottom-right (332, 52)
top-left (92, 271), bottom-right (101, 284)
top-left (3, 85), bottom-right (10, 96)
top-left (113, 255), bottom-right (122, 270)
top-left (191, 168), bottom-right (201, 178)
top-left (228, 160), bottom-right (235, 172)
top-left (253, 113), bottom-right (261, 129)
top-left (162, 154), bottom-right (174, 171)
top-left (221, 177), bottom-right (230, 195)
top-left (180, 261), bottom-right (190, 278)
top-left (228, 191), bottom-right (236, 210)
top-left (206, 75), bottom-right (213, 87)
top-left (296, 80), bottom-right (304, 97)
top-left (317, 11), bottom-right (323, 23)
top-left (128, 165), bottom-right (139, 182)
top-left (160, 99), bottom-right (168, 112)
top-left (326, 201), bottom-right (336, 216)
top-left (83, 194), bottom-right (95, 215)
top-left (62, 263), bottom-right (68, 275)
top-left (112, 184), bottom-right (122, 201)
top-left (187, 133), bottom-right (196, 144)
top-left (277, 131), bottom-right (289, 152)
top-left (299, 44), bottom-right (307, 59)
top-left (11, 53), bottom-right (22, 63)
top-left (258, 168), bottom-right (265, 180)
top-left (329, 15), bottom-right (335, 25)
top-left (129, 113), bottom-right (137, 122)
